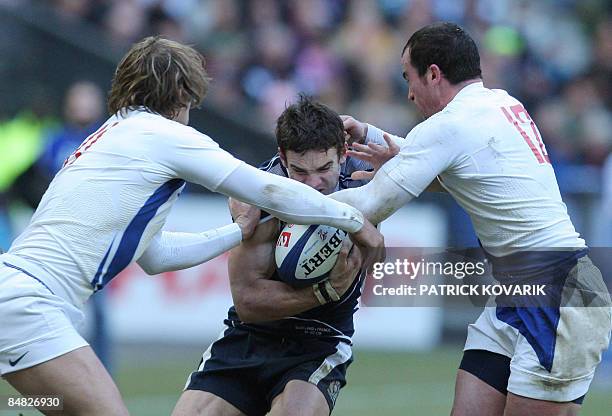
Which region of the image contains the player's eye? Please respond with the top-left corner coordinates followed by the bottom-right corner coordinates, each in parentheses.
top-left (317, 163), bottom-right (333, 172)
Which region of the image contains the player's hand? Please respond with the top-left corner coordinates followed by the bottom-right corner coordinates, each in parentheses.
top-left (229, 198), bottom-right (260, 240)
top-left (328, 240), bottom-right (363, 297)
top-left (349, 219), bottom-right (385, 271)
top-left (340, 115), bottom-right (368, 144)
top-left (348, 133), bottom-right (400, 181)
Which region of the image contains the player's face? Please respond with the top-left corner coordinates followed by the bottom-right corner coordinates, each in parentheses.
top-left (401, 49), bottom-right (440, 118)
top-left (281, 148), bottom-right (346, 195)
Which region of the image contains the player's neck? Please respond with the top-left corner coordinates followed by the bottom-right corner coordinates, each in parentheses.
top-left (443, 78), bottom-right (482, 108)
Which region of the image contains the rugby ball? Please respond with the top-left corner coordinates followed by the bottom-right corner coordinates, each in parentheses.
top-left (275, 224), bottom-right (348, 288)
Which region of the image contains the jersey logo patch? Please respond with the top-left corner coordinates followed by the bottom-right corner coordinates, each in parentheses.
top-left (277, 231), bottom-right (292, 247)
top-left (327, 380), bottom-right (341, 406)
top-left (9, 351), bottom-right (29, 367)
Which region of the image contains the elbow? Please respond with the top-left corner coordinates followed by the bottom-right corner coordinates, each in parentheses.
top-left (137, 260), bottom-right (162, 276)
top-left (233, 296), bottom-right (265, 324)
top-left (141, 266), bottom-right (159, 276)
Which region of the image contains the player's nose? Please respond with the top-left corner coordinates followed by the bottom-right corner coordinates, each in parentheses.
top-left (408, 89), bottom-right (415, 102)
top-left (304, 175), bottom-right (323, 191)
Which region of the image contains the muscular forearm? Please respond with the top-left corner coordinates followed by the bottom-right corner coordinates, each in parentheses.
top-left (216, 163), bottom-right (364, 232)
top-left (137, 224), bottom-right (242, 275)
top-left (233, 278), bottom-right (319, 323)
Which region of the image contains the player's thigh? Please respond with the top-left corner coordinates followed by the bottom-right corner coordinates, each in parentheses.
top-left (172, 390), bottom-right (245, 416)
top-left (503, 392), bottom-right (580, 416)
top-left (451, 369), bottom-right (506, 416)
top-left (269, 380), bottom-right (329, 416)
top-left (4, 345), bottom-right (128, 416)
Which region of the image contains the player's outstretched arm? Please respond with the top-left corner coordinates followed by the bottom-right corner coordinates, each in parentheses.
top-left (136, 201), bottom-right (263, 275)
top-left (136, 225), bottom-right (243, 275)
top-left (217, 163), bottom-right (364, 232)
top-left (161, 127), bottom-right (365, 233)
top-left (331, 168), bottom-right (415, 225)
top-left (228, 219), bottom-right (361, 323)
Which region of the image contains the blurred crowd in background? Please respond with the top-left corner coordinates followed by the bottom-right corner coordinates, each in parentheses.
top-left (45, 0), bottom-right (612, 164)
top-left (1, 0), bottom-right (611, 248)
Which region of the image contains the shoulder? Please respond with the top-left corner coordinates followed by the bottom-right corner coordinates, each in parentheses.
top-left (125, 111), bottom-right (221, 149)
top-left (404, 112), bottom-right (453, 147)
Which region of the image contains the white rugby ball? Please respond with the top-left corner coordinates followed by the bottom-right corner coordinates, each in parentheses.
top-left (275, 224), bottom-right (348, 288)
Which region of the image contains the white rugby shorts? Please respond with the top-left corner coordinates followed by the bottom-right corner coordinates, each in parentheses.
top-left (0, 262), bottom-right (88, 376)
top-left (465, 256), bottom-right (612, 402)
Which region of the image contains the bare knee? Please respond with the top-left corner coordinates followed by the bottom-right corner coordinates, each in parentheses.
top-left (504, 393), bottom-right (581, 416)
top-left (172, 390), bottom-right (244, 416)
top-left (269, 380), bottom-right (329, 416)
top-left (6, 372), bottom-right (128, 416)
top-left (4, 347), bottom-right (129, 416)
top-left (451, 370), bottom-right (506, 416)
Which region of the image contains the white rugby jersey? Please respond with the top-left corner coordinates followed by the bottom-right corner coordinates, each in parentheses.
top-left (5, 108), bottom-right (242, 306)
top-left (369, 82), bottom-right (585, 256)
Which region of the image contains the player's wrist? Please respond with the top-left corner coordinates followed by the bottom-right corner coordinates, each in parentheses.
top-left (313, 280), bottom-right (341, 305)
top-left (365, 123), bottom-right (386, 145)
top-left (347, 208), bottom-right (365, 233)
top-left (210, 223), bottom-right (243, 245)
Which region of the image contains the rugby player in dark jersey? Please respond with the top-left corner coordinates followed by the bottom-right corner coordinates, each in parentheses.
top-left (173, 96), bottom-right (388, 416)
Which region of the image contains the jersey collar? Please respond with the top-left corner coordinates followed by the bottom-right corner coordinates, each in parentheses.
top-left (451, 81), bottom-right (484, 101)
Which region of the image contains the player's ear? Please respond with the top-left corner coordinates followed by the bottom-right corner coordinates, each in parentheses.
top-left (279, 148), bottom-right (288, 167)
top-left (429, 64), bottom-right (442, 85)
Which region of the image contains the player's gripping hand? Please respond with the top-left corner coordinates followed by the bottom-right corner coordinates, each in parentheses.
top-left (350, 219), bottom-right (385, 271)
top-left (348, 133), bottom-right (400, 181)
top-left (229, 198), bottom-right (261, 240)
top-left (340, 115), bottom-right (368, 144)
top-left (328, 240), bottom-right (363, 297)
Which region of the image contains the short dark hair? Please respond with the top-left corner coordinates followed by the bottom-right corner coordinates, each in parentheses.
top-left (275, 95), bottom-right (344, 156)
top-left (403, 22), bottom-right (482, 85)
top-left (108, 36), bottom-right (210, 119)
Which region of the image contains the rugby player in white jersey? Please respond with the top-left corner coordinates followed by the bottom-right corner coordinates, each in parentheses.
top-left (335, 22), bottom-right (611, 416)
top-left (0, 37), bottom-right (383, 416)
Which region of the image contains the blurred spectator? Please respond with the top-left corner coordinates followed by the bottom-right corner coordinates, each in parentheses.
top-left (104, 0), bottom-right (147, 44)
top-left (0, 111), bottom-right (52, 248)
top-left (0, 85), bottom-right (57, 248)
top-left (38, 80), bottom-right (105, 176)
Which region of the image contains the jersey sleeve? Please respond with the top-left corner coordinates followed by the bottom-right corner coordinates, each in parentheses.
top-left (365, 123), bottom-right (404, 147)
top-left (154, 126), bottom-right (365, 233)
top-left (381, 119), bottom-right (457, 197)
top-left (154, 125), bottom-right (243, 191)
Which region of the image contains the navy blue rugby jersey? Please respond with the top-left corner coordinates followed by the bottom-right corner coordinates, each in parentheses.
top-left (225, 154), bottom-right (372, 341)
